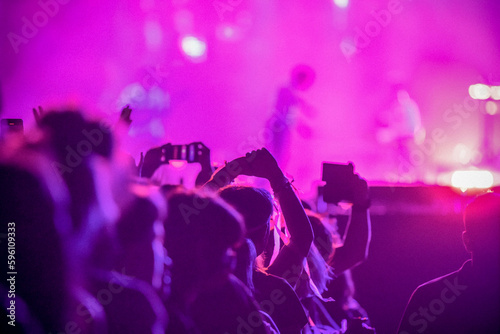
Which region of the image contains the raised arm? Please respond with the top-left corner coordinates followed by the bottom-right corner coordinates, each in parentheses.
top-left (268, 171), bottom-right (314, 261)
top-left (203, 148), bottom-right (313, 286)
top-left (329, 175), bottom-right (371, 275)
top-left (245, 149), bottom-right (313, 284)
top-left (203, 156), bottom-right (245, 192)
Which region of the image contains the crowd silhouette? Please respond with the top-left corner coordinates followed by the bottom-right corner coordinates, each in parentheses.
top-left (0, 107), bottom-right (498, 334)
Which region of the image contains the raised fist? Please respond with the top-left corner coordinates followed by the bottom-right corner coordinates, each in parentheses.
top-left (241, 148), bottom-right (282, 182)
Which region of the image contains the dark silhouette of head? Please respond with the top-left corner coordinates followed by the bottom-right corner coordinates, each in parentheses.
top-left (163, 190), bottom-right (244, 303)
top-left (219, 185), bottom-right (273, 255)
top-left (37, 110), bottom-right (114, 231)
top-left (290, 64), bottom-right (316, 91)
top-left (115, 192), bottom-right (167, 289)
top-left (462, 192), bottom-right (500, 267)
top-left (0, 161), bottom-right (69, 332)
top-left (0, 81), bottom-right (3, 115)
top-left (38, 110), bottom-right (113, 161)
top-left (234, 238), bottom-right (257, 291)
top-left (308, 213), bottom-right (334, 263)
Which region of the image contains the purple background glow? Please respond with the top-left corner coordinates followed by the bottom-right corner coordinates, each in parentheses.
top-left (1, 0), bottom-right (500, 191)
top-left (2, 2), bottom-right (500, 333)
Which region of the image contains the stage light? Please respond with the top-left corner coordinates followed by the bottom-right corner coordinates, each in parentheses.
top-left (451, 170), bottom-right (494, 191)
top-left (333, 0), bottom-right (349, 8)
top-left (221, 25), bottom-right (235, 39)
top-left (468, 85), bottom-right (477, 99)
top-left (485, 101), bottom-right (498, 115)
top-left (180, 35), bottom-right (206, 60)
top-left (453, 143), bottom-right (473, 165)
top-left (469, 84), bottom-right (491, 100)
top-left (216, 23), bottom-right (241, 41)
top-left (491, 86), bottom-right (500, 100)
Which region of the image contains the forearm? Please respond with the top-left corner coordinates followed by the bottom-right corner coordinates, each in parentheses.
top-left (271, 175), bottom-right (313, 257)
top-left (203, 160), bottom-right (243, 192)
top-left (330, 208), bottom-right (371, 274)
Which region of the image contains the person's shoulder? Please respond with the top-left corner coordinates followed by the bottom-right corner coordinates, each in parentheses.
top-left (412, 260), bottom-right (470, 297)
top-left (253, 270), bottom-right (309, 331)
top-left (225, 273), bottom-right (255, 298)
top-left (253, 270), bottom-right (294, 292)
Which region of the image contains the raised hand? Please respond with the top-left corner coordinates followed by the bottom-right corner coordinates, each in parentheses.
top-left (120, 105), bottom-right (133, 126)
top-left (241, 148), bottom-right (283, 184)
top-left (32, 106), bottom-right (44, 125)
top-left (351, 175), bottom-right (370, 210)
top-left (203, 147), bottom-right (285, 191)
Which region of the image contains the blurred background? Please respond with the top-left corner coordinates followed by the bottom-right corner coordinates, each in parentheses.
top-left (1, 0), bottom-right (500, 191)
top-left (1, 1), bottom-right (500, 332)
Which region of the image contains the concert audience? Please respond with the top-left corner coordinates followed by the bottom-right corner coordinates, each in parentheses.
top-left (1, 106), bottom-right (499, 334)
top-left (208, 149), bottom-right (313, 333)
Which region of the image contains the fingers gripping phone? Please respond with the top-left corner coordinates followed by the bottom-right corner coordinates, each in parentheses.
top-left (1, 119), bottom-right (24, 138)
top-left (161, 142), bottom-right (207, 163)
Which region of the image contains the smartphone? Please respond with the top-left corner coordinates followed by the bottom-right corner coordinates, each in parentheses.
top-left (1, 119), bottom-right (24, 137)
top-left (322, 162), bottom-right (354, 183)
top-left (322, 162), bottom-right (355, 204)
top-left (164, 142), bottom-right (205, 163)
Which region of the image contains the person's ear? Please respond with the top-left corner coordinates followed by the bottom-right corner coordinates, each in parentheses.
top-left (462, 231), bottom-right (473, 253)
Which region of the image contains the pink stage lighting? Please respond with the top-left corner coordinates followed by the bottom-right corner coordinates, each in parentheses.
top-left (469, 84), bottom-right (500, 100)
top-left (491, 86), bottom-right (500, 100)
top-left (451, 170), bottom-right (494, 191)
top-left (485, 101), bottom-right (498, 115)
top-left (333, 0), bottom-right (349, 9)
top-left (180, 35), bottom-right (207, 62)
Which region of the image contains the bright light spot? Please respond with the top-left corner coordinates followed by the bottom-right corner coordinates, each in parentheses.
top-left (453, 143), bottom-right (473, 165)
top-left (338, 202), bottom-right (352, 211)
top-left (469, 84), bottom-right (491, 100)
top-left (476, 84), bottom-right (491, 99)
top-left (180, 36), bottom-right (207, 60)
top-left (144, 20), bottom-right (163, 49)
top-left (118, 83), bottom-right (146, 106)
top-left (223, 26), bottom-right (234, 38)
top-left (437, 172), bottom-right (456, 187)
top-left (333, 0), bottom-right (349, 8)
top-left (468, 85), bottom-right (477, 99)
top-left (215, 24), bottom-right (242, 41)
top-left (169, 160), bottom-right (188, 169)
top-left (491, 86), bottom-right (500, 100)
top-left (485, 101), bottom-right (498, 115)
top-left (451, 170), bottom-right (494, 191)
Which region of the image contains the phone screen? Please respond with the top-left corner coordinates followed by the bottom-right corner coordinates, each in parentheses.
top-left (322, 162), bottom-right (354, 183)
top-left (188, 144), bottom-right (195, 162)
